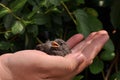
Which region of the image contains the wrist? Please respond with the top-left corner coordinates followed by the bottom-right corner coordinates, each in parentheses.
top-left (0, 54), bottom-right (13, 80)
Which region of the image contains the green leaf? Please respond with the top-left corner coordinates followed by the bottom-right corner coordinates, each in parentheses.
top-left (27, 25), bottom-right (38, 37)
top-left (89, 57), bottom-right (104, 74)
top-left (50, 7), bottom-right (62, 13)
top-left (10, 0), bottom-right (27, 12)
top-left (48, 0), bottom-right (61, 6)
top-left (76, 0), bottom-right (85, 4)
top-left (24, 33), bottom-right (36, 49)
top-left (3, 14), bottom-right (14, 29)
top-left (27, 6), bottom-right (39, 19)
top-left (4, 32), bottom-right (13, 39)
top-left (110, 71), bottom-right (120, 80)
top-left (11, 21), bottom-right (25, 34)
top-left (62, 0), bottom-right (69, 2)
top-left (33, 14), bottom-right (49, 25)
top-left (27, 0), bottom-right (37, 6)
top-left (84, 8), bottom-right (98, 17)
top-left (74, 9), bottom-right (91, 37)
top-left (0, 8), bottom-right (9, 18)
top-left (40, 0), bottom-right (51, 8)
top-left (0, 41), bottom-right (13, 50)
top-left (73, 75), bottom-right (84, 80)
top-left (101, 38), bottom-right (115, 61)
top-left (110, 0), bottom-right (120, 29)
top-left (103, 39), bottom-right (115, 51)
top-left (100, 50), bottom-right (115, 61)
top-left (88, 15), bottom-right (103, 31)
top-left (74, 9), bottom-right (103, 37)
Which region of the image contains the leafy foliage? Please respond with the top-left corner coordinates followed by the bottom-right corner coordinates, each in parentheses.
top-left (0, 0), bottom-right (119, 80)
top-left (11, 21), bottom-right (25, 34)
top-left (110, 0), bottom-right (120, 29)
top-left (89, 57), bottom-right (104, 74)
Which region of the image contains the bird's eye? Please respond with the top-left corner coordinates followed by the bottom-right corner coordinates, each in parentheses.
top-left (51, 41), bottom-right (60, 47)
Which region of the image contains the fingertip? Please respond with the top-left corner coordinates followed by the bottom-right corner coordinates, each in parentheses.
top-left (98, 30), bottom-right (108, 34)
top-left (98, 30), bottom-right (109, 39)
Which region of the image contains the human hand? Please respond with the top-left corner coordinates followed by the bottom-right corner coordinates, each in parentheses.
top-left (0, 30), bottom-right (109, 80)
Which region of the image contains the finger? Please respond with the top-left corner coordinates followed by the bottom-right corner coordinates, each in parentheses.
top-left (36, 53), bottom-right (84, 77)
top-left (82, 30), bottom-right (109, 60)
top-left (76, 30), bottom-right (109, 73)
top-left (66, 34), bottom-right (84, 49)
top-left (71, 32), bottom-right (97, 53)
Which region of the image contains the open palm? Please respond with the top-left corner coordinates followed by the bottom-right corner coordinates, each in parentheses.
top-left (0, 30), bottom-right (109, 80)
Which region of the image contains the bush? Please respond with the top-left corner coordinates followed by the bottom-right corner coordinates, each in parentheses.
top-left (0, 0), bottom-right (120, 80)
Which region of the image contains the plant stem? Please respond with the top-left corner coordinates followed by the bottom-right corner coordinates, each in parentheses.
top-left (105, 54), bottom-right (118, 80)
top-left (115, 51), bottom-right (120, 73)
top-left (0, 31), bottom-right (11, 34)
top-left (102, 71), bottom-right (106, 80)
top-left (0, 3), bottom-right (21, 21)
top-left (36, 37), bottom-right (43, 44)
top-left (61, 1), bottom-right (77, 26)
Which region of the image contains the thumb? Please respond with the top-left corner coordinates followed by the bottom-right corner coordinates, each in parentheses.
top-left (64, 54), bottom-right (85, 77)
top-left (65, 53), bottom-right (84, 71)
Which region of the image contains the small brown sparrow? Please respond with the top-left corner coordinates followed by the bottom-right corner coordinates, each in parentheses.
top-left (36, 39), bottom-right (71, 56)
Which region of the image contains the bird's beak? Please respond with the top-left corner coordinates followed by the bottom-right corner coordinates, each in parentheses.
top-left (51, 41), bottom-right (60, 48)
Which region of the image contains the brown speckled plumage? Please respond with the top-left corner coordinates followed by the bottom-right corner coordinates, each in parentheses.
top-left (36, 39), bottom-right (71, 56)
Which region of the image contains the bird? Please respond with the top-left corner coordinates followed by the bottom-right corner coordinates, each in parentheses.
top-left (36, 39), bottom-right (71, 56)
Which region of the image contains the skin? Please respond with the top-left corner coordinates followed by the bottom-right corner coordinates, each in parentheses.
top-left (0, 30), bottom-right (109, 80)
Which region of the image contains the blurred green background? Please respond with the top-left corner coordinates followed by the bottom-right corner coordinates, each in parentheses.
top-left (0, 0), bottom-right (120, 80)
